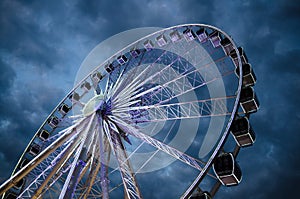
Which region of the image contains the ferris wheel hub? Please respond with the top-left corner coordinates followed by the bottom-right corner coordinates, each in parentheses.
top-left (82, 94), bottom-right (105, 116)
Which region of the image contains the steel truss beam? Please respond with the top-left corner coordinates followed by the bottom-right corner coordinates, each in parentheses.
top-left (0, 117), bottom-right (89, 196)
top-left (102, 119), bottom-right (142, 199)
top-left (109, 116), bottom-right (206, 171)
top-left (59, 113), bottom-right (96, 199)
top-left (113, 96), bottom-right (234, 123)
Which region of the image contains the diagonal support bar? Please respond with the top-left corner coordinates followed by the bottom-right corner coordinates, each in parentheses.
top-left (0, 117), bottom-right (88, 196)
top-left (102, 119), bottom-right (142, 199)
top-left (109, 115), bottom-right (206, 171)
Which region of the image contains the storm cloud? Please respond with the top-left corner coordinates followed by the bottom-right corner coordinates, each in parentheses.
top-left (0, 0), bottom-right (299, 198)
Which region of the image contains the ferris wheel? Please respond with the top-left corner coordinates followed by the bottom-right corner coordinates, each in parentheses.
top-left (0, 24), bottom-right (259, 199)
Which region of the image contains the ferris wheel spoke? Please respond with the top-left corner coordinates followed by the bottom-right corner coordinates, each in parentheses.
top-left (107, 52), bottom-right (147, 100)
top-left (77, 157), bottom-right (92, 187)
top-left (80, 159), bottom-right (101, 199)
top-left (147, 67), bottom-right (233, 108)
top-left (112, 42), bottom-right (204, 105)
top-left (20, 138), bottom-right (82, 199)
top-left (104, 121), bottom-right (162, 190)
top-left (59, 113), bottom-right (97, 199)
top-left (114, 56), bottom-right (231, 110)
top-left (106, 68), bottom-right (127, 99)
top-left (102, 119), bottom-right (142, 199)
top-left (35, 164), bottom-right (72, 198)
top-left (96, 116), bottom-right (111, 199)
top-left (112, 50), bottom-right (168, 104)
top-left (106, 50), bottom-right (145, 99)
top-left (109, 115), bottom-right (206, 171)
top-left (0, 115), bottom-right (92, 196)
top-left (58, 148), bottom-right (82, 199)
top-left (132, 120), bottom-right (176, 174)
top-left (60, 125), bottom-right (101, 199)
top-left (113, 96), bottom-right (234, 124)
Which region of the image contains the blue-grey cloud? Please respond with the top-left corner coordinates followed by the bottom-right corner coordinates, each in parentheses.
top-left (0, 0), bottom-right (299, 198)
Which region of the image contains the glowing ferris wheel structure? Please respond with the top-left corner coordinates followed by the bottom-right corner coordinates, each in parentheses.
top-left (0, 24), bottom-right (259, 199)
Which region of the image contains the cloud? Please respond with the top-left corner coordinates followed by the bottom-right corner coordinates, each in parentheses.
top-left (0, 59), bottom-right (16, 94)
top-left (0, 0), bottom-right (299, 198)
top-left (0, 73), bottom-right (65, 182)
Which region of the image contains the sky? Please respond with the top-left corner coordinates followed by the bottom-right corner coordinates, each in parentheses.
top-left (0, 0), bottom-right (299, 198)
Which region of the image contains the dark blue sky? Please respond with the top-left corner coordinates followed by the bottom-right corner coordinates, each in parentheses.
top-left (0, 0), bottom-right (299, 198)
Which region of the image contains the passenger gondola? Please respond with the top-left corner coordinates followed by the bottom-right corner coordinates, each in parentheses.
top-left (220, 37), bottom-right (234, 56)
top-left (231, 117), bottom-right (256, 147)
top-left (183, 28), bottom-right (196, 41)
top-left (48, 116), bottom-right (59, 128)
top-left (13, 178), bottom-right (25, 190)
top-left (5, 192), bottom-right (17, 199)
top-left (130, 48), bottom-right (141, 58)
top-left (58, 104), bottom-right (70, 116)
top-left (37, 129), bottom-right (50, 141)
top-left (196, 28), bottom-right (208, 43)
top-left (235, 63), bottom-right (257, 87)
top-left (230, 47), bottom-right (248, 67)
top-left (91, 71), bottom-right (103, 83)
top-left (239, 86), bottom-right (260, 113)
top-left (208, 30), bottom-right (221, 48)
top-left (19, 158), bottom-right (30, 169)
top-left (117, 55), bottom-right (128, 65)
top-left (190, 191), bottom-right (212, 199)
top-left (169, 30), bottom-right (181, 42)
top-left (28, 143), bottom-right (41, 156)
top-left (143, 40), bottom-right (154, 51)
top-left (156, 34), bottom-right (168, 47)
top-left (105, 63), bottom-right (114, 73)
top-left (81, 82), bottom-right (92, 91)
top-left (213, 153), bottom-right (242, 186)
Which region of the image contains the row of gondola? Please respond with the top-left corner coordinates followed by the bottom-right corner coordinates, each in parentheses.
top-left (181, 26), bottom-right (259, 198)
top-left (212, 34), bottom-right (259, 189)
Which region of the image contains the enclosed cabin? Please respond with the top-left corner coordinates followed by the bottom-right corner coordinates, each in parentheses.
top-left (91, 71), bottom-right (103, 83)
top-left (48, 116), bottom-right (59, 129)
top-left (220, 37), bottom-right (234, 56)
top-left (235, 63), bottom-right (257, 87)
top-left (230, 47), bottom-right (248, 67)
top-left (143, 39), bottom-right (154, 51)
top-left (19, 158), bottom-right (30, 169)
top-left (183, 28), bottom-right (196, 42)
top-left (28, 143), bottom-right (41, 156)
top-left (81, 82), bottom-right (92, 92)
top-left (5, 192), bottom-right (18, 199)
top-left (69, 92), bottom-right (80, 103)
top-left (209, 30), bottom-right (221, 48)
top-left (13, 178), bottom-right (26, 190)
top-left (240, 86), bottom-right (260, 113)
top-left (156, 34), bottom-right (168, 47)
top-left (58, 103), bottom-right (70, 116)
top-left (37, 129), bottom-right (50, 141)
top-left (213, 153), bottom-right (242, 186)
top-left (169, 30), bottom-right (181, 42)
top-left (117, 55), bottom-right (128, 65)
top-left (190, 191), bottom-right (212, 199)
top-left (130, 48), bottom-right (141, 58)
top-left (105, 63), bottom-right (114, 73)
top-left (231, 117), bottom-right (256, 147)
top-left (196, 28), bottom-right (208, 43)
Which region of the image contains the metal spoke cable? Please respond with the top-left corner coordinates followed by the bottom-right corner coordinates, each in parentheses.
top-left (109, 115), bottom-right (207, 169)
